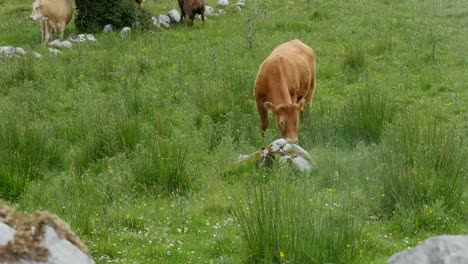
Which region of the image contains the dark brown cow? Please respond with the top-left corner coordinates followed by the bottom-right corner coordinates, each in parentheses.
top-left (253, 39), bottom-right (316, 143)
top-left (178, 0), bottom-right (206, 27)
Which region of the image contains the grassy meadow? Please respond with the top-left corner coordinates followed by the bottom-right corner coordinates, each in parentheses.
top-left (1, 0), bottom-right (467, 263)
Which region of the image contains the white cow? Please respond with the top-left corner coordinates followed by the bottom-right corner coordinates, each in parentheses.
top-left (30, 0), bottom-right (73, 44)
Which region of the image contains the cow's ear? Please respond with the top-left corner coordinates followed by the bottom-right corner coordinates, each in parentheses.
top-left (296, 98), bottom-right (306, 111)
top-left (264, 102), bottom-right (276, 112)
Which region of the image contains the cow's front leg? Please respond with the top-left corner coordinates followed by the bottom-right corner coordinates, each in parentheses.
top-left (59, 22), bottom-right (66, 40)
top-left (256, 98), bottom-right (269, 137)
top-left (40, 20), bottom-right (46, 44)
top-left (44, 20), bottom-right (51, 44)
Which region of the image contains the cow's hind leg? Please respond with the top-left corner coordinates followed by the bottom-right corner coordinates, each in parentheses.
top-left (256, 98), bottom-right (269, 136)
top-left (304, 74), bottom-right (316, 105)
top-left (184, 14), bottom-right (190, 28)
top-left (201, 8), bottom-right (205, 25)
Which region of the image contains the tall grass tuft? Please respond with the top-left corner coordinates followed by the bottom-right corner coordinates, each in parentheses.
top-left (69, 109), bottom-right (141, 173)
top-left (378, 110), bottom-right (466, 218)
top-left (0, 56), bottom-right (37, 90)
top-left (343, 46), bottom-right (366, 71)
top-left (235, 179), bottom-right (362, 263)
top-left (339, 85), bottom-right (397, 147)
top-left (133, 136), bottom-right (192, 195)
top-left (0, 120), bottom-right (62, 200)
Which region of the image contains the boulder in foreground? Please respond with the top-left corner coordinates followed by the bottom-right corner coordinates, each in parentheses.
top-left (0, 203), bottom-right (95, 264)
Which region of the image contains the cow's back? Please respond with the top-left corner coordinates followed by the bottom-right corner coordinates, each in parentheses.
top-left (254, 39), bottom-right (315, 104)
top-left (40, 0), bottom-right (73, 25)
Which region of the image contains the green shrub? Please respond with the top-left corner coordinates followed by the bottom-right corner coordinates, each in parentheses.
top-left (75, 0), bottom-right (152, 33)
top-left (378, 110), bottom-right (466, 216)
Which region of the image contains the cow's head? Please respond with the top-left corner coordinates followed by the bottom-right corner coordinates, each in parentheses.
top-left (264, 99), bottom-right (306, 143)
top-left (30, 0), bottom-right (45, 21)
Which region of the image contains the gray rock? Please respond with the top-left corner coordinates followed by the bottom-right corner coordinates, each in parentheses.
top-left (0, 46), bottom-right (16, 57)
top-left (238, 139), bottom-right (314, 171)
top-left (68, 34), bottom-right (86, 43)
top-left (103, 24), bottom-right (113, 33)
top-left (32, 51), bottom-right (42, 59)
top-left (197, 14), bottom-right (208, 20)
top-left (236, 0), bottom-right (245, 6)
top-left (0, 223), bottom-right (95, 264)
top-left (388, 235), bottom-right (468, 264)
top-left (86, 34), bottom-right (96, 42)
top-left (236, 5), bottom-right (242, 11)
top-left (167, 9), bottom-right (181, 23)
top-left (133, 21), bottom-right (142, 30)
top-left (158, 15), bottom-right (171, 28)
top-left (217, 0), bottom-right (229, 7)
top-left (120, 27), bottom-right (131, 38)
top-left (0, 222), bottom-right (15, 246)
top-left (205, 6), bottom-right (215, 15)
top-left (68, 34), bottom-right (96, 43)
top-left (151, 16), bottom-right (160, 28)
top-left (218, 9), bottom-right (226, 15)
top-left (49, 40), bottom-right (72, 49)
top-left (1, 202), bottom-right (95, 264)
top-left (15, 47), bottom-right (26, 55)
top-left (48, 48), bottom-right (61, 55)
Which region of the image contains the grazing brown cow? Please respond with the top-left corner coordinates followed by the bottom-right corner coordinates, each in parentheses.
top-left (30, 0), bottom-right (73, 44)
top-left (178, 0), bottom-right (206, 27)
top-left (254, 39), bottom-right (316, 143)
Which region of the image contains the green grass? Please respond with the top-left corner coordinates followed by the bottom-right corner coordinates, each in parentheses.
top-left (0, 0), bottom-right (467, 263)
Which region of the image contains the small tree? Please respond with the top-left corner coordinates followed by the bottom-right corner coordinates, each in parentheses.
top-left (75, 0), bottom-right (152, 33)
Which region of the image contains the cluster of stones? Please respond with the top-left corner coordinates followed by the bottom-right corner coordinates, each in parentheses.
top-left (0, 46), bottom-right (42, 60)
top-left (0, 34), bottom-right (96, 60)
top-left (105, 0), bottom-right (246, 36)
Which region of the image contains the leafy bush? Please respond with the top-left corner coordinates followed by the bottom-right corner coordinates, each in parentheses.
top-left (75, 0), bottom-right (152, 33)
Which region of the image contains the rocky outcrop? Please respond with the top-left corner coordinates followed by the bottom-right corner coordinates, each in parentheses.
top-left (388, 235), bottom-right (468, 264)
top-left (0, 203), bottom-right (94, 264)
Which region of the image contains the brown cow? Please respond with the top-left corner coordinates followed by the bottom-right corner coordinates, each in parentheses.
top-left (253, 39), bottom-right (316, 143)
top-left (30, 0), bottom-right (73, 44)
top-left (178, 0), bottom-right (206, 27)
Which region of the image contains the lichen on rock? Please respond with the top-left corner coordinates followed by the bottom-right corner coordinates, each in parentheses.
top-left (238, 138), bottom-right (315, 171)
